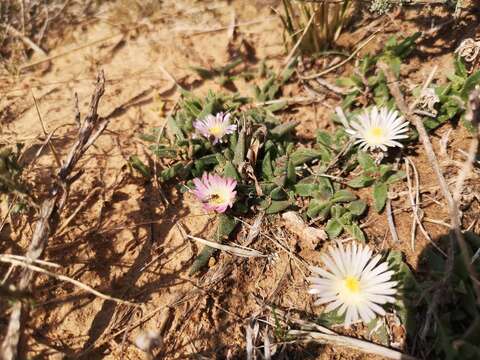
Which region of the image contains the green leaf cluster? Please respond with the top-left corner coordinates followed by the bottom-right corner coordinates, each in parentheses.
top-left (347, 152), bottom-right (405, 212)
top-left (421, 57), bottom-right (480, 132)
top-left (336, 32), bottom-right (421, 110)
top-left (0, 145), bottom-right (28, 196)
top-left (190, 58), bottom-right (243, 87)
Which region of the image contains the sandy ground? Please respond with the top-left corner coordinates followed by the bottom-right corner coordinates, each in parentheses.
top-left (1, 1), bottom-right (479, 359)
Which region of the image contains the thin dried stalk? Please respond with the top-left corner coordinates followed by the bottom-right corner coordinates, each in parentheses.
top-left (289, 330), bottom-right (417, 360)
top-left (186, 235), bottom-right (266, 258)
top-left (378, 62), bottom-right (480, 336)
top-left (0, 255), bottom-right (138, 306)
top-left (1, 72), bottom-right (110, 360)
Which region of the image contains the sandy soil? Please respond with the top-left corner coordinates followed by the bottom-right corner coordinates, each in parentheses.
top-left (1, 1), bottom-right (479, 359)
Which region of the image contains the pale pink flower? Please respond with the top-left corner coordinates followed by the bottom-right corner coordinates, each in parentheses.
top-left (193, 112), bottom-right (237, 144)
top-left (192, 173), bottom-right (237, 213)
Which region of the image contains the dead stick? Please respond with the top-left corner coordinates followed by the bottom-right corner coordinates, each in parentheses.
top-left (0, 71), bottom-right (109, 360)
top-left (378, 62), bottom-right (480, 333)
top-left (1, 23), bottom-right (47, 56)
top-left (0, 256), bottom-right (138, 306)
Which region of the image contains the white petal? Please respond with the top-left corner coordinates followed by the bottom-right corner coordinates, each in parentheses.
top-left (310, 266), bottom-right (336, 280)
top-left (314, 295), bottom-right (338, 306)
top-left (324, 298), bottom-right (344, 313)
top-left (364, 293), bottom-right (396, 304)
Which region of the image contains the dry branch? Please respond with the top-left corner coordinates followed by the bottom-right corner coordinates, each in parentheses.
top-left (289, 330), bottom-right (417, 360)
top-left (0, 71), bottom-right (113, 360)
top-left (271, 308), bottom-right (416, 360)
top-left (454, 87), bottom-right (480, 202)
top-left (0, 255), bottom-right (138, 306)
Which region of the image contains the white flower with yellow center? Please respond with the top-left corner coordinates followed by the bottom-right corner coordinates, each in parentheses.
top-left (346, 106), bottom-right (409, 152)
top-left (308, 243), bottom-right (398, 327)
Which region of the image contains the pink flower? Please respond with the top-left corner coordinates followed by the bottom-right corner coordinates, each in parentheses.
top-left (192, 173), bottom-right (237, 213)
top-left (193, 112), bottom-right (237, 144)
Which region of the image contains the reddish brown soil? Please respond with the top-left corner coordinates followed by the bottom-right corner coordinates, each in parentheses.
top-left (1, 1), bottom-right (479, 359)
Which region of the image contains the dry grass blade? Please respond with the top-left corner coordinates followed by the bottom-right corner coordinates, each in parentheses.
top-left (56, 186), bottom-right (102, 235)
top-left (31, 91), bottom-right (62, 167)
top-left (244, 212), bottom-right (264, 246)
top-left (386, 198), bottom-right (399, 243)
top-left (283, 13), bottom-right (315, 67)
top-left (270, 308), bottom-right (416, 359)
top-left (0, 255), bottom-right (138, 306)
top-left (1, 23), bottom-right (47, 56)
top-left (0, 254), bottom-right (61, 268)
top-left (405, 157), bottom-right (446, 256)
top-left (300, 30), bottom-right (380, 79)
top-left (289, 330), bottom-right (417, 360)
top-left (186, 235), bottom-right (266, 258)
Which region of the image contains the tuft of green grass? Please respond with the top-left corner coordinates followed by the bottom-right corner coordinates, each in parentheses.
top-left (280, 0), bottom-right (353, 54)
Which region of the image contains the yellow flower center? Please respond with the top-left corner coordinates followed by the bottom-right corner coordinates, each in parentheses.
top-left (343, 276), bottom-right (360, 294)
top-left (209, 125), bottom-right (224, 137)
top-left (207, 190), bottom-right (229, 205)
top-left (367, 127), bottom-right (384, 142)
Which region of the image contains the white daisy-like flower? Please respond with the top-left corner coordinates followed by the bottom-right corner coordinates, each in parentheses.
top-left (308, 243), bottom-right (398, 327)
top-left (193, 112), bottom-right (237, 144)
top-left (346, 106), bottom-right (409, 152)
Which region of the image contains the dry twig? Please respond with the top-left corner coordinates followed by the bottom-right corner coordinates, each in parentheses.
top-left (378, 62), bottom-right (480, 337)
top-left (271, 308), bottom-right (416, 360)
top-left (0, 255), bottom-right (138, 306)
top-left (0, 71), bottom-right (111, 360)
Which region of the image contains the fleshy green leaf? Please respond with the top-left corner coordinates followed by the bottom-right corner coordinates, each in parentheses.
top-left (190, 214), bottom-right (238, 275)
top-left (306, 199), bottom-right (331, 220)
top-left (262, 151), bottom-right (274, 180)
top-left (294, 183), bottom-right (319, 197)
top-left (357, 151), bottom-right (376, 171)
top-left (373, 182), bottom-right (388, 212)
top-left (367, 318), bottom-right (389, 345)
top-left (316, 131), bottom-right (332, 147)
top-left (331, 190), bottom-right (357, 203)
top-left (233, 128), bottom-right (246, 166)
top-left (384, 170), bottom-right (406, 185)
top-left (166, 116), bottom-right (185, 141)
top-left (317, 309), bottom-right (346, 327)
top-left (454, 56), bottom-right (468, 79)
top-left (261, 199), bottom-right (292, 214)
top-left (325, 219), bottom-right (343, 238)
top-left (330, 204), bottom-right (346, 218)
top-left (347, 175), bottom-right (374, 188)
top-left (223, 161), bottom-right (240, 180)
top-left (290, 148), bottom-right (322, 166)
top-left (461, 71), bottom-right (480, 99)
top-left (270, 186), bottom-right (288, 201)
top-left (271, 121), bottom-right (298, 137)
top-left (129, 156), bottom-right (151, 178)
top-left (346, 200), bottom-right (367, 216)
top-left (344, 223), bottom-right (366, 242)
top-left (286, 158), bottom-right (296, 184)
